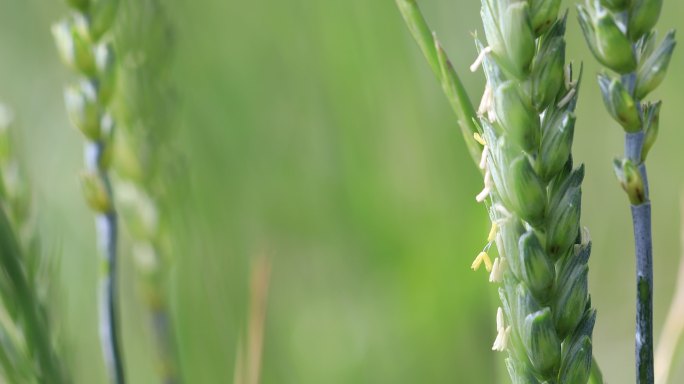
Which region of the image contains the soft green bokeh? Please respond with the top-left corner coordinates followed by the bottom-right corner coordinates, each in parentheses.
top-left (0, 0), bottom-right (683, 382)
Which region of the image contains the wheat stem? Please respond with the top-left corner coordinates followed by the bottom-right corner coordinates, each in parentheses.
top-left (628, 130), bottom-right (654, 382)
top-left (626, 129), bottom-right (655, 382)
top-left (633, 202), bottom-right (654, 382)
top-left (97, 211), bottom-right (125, 384)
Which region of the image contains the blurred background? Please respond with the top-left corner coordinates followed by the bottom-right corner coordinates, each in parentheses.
top-left (1, 0), bottom-right (683, 382)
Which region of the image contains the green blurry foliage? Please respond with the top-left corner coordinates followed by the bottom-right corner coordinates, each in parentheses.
top-left (0, 0), bottom-right (684, 383)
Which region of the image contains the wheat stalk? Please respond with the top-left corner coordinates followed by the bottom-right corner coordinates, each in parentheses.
top-left (52, 0), bottom-right (125, 382)
top-left (577, 1), bottom-right (675, 382)
top-left (0, 105), bottom-right (68, 383)
top-left (397, 1), bottom-right (598, 382)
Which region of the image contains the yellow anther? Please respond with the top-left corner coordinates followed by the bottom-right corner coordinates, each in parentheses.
top-left (471, 251), bottom-right (493, 272)
top-left (487, 222), bottom-right (498, 242)
top-left (473, 132), bottom-right (486, 146)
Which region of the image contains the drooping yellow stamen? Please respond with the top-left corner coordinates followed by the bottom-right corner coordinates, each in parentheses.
top-left (492, 307), bottom-right (510, 351)
top-left (479, 144), bottom-right (489, 170)
top-left (471, 251), bottom-right (493, 272)
top-left (470, 46), bottom-right (493, 72)
top-left (557, 88), bottom-right (576, 108)
top-left (487, 222), bottom-right (498, 242)
top-left (473, 132), bottom-right (486, 146)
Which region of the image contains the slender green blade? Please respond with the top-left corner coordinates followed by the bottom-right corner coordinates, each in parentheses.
top-left (395, 0), bottom-right (482, 164)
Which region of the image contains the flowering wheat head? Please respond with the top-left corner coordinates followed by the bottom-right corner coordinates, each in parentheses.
top-left (396, 1), bottom-right (597, 382)
top-left (52, 0), bottom-right (125, 382)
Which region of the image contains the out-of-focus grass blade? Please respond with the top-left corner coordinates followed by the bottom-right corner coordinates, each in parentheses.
top-left (395, 0), bottom-right (482, 164)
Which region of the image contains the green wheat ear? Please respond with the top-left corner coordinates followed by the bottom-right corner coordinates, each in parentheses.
top-left (52, 0), bottom-right (125, 382)
top-left (577, 0), bottom-right (675, 382)
top-left (396, 1), bottom-right (599, 382)
top-left (0, 105), bottom-right (69, 383)
top-left (111, 0), bottom-right (183, 382)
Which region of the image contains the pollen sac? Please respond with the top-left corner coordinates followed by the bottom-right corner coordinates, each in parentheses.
top-left (559, 335), bottom-right (593, 383)
top-left (502, 2), bottom-right (536, 75)
top-left (523, 308), bottom-right (561, 375)
top-left (597, 74), bottom-right (642, 132)
top-left (518, 231), bottom-right (554, 301)
top-left (577, 5), bottom-right (637, 74)
top-left (641, 101), bottom-right (662, 161)
top-left (52, 18), bottom-right (97, 77)
top-left (494, 81), bottom-right (540, 152)
top-left (64, 81), bottom-right (102, 141)
top-left (529, 0), bottom-right (561, 36)
top-left (553, 264), bottom-right (588, 337)
top-left (628, 0), bottom-right (664, 41)
top-left (528, 31), bottom-right (565, 110)
top-left (481, 0), bottom-right (506, 63)
top-left (635, 30), bottom-right (676, 99)
top-left (507, 156), bottom-right (546, 226)
top-left (89, 0), bottom-right (121, 41)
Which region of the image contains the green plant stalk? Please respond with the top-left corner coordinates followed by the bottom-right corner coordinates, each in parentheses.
top-left (577, 1), bottom-right (676, 381)
top-left (627, 129), bottom-right (654, 383)
top-left (397, 1), bottom-right (597, 382)
top-left (52, 0), bottom-right (126, 382)
top-left (97, 210), bottom-right (125, 384)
